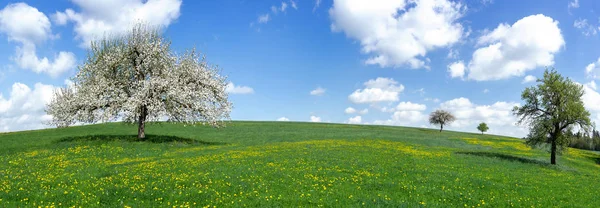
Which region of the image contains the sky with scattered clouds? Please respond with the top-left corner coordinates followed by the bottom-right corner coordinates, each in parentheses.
top-left (1, 0), bottom-right (600, 137)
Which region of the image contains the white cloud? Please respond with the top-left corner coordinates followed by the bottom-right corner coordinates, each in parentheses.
top-left (347, 115), bottom-right (362, 124)
top-left (0, 3), bottom-right (76, 77)
top-left (439, 97), bottom-right (524, 136)
top-left (349, 77), bottom-right (404, 103)
top-left (574, 18), bottom-right (598, 36)
top-left (345, 107), bottom-right (368, 115)
top-left (448, 61), bottom-right (465, 78)
top-left (329, 0), bottom-right (465, 69)
top-left (345, 107), bottom-right (356, 114)
top-left (310, 87), bottom-right (326, 96)
top-left (568, 0), bottom-right (579, 9)
top-left (395, 102), bottom-right (427, 111)
top-left (0, 82), bottom-right (57, 132)
top-left (226, 82), bottom-right (254, 94)
top-left (374, 102), bottom-right (428, 127)
top-left (586, 80), bottom-right (597, 91)
top-left (483, 89), bottom-right (490, 93)
top-left (0, 3), bottom-right (52, 43)
top-left (53, 0), bottom-right (182, 47)
top-left (581, 81), bottom-right (600, 126)
top-left (586, 57), bottom-right (600, 79)
top-left (277, 117), bottom-right (290, 121)
top-left (280, 2), bottom-right (288, 12)
top-left (466, 14), bottom-right (564, 81)
top-left (522, 75), bottom-right (536, 83)
top-left (310, 115), bottom-right (321, 122)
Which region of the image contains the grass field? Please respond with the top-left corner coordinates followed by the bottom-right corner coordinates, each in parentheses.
top-left (0, 121), bottom-right (599, 207)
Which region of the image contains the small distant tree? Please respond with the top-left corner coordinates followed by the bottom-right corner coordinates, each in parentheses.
top-left (429, 110), bottom-right (456, 132)
top-left (46, 23), bottom-right (232, 140)
top-left (477, 122), bottom-right (489, 134)
top-left (513, 68), bottom-right (591, 165)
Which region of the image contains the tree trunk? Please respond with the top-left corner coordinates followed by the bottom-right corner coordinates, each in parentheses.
top-left (440, 124), bottom-right (443, 132)
top-left (137, 105), bottom-right (148, 140)
top-left (550, 140), bottom-right (557, 165)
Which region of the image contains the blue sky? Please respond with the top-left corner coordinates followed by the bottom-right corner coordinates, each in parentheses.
top-left (1, 0), bottom-right (600, 137)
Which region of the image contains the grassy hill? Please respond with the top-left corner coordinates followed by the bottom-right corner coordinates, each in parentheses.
top-left (0, 121), bottom-right (598, 207)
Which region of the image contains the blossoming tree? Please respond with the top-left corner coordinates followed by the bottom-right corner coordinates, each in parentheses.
top-left (46, 24), bottom-right (232, 139)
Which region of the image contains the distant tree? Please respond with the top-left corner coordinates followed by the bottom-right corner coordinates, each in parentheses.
top-left (46, 23), bottom-right (232, 140)
top-left (513, 68), bottom-right (591, 165)
top-left (477, 122), bottom-right (489, 134)
top-left (429, 110), bottom-right (456, 132)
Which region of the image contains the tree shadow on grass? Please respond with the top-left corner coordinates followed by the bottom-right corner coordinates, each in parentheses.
top-left (456, 151), bottom-right (548, 166)
top-left (584, 155), bottom-right (600, 165)
top-left (56, 134), bottom-right (227, 146)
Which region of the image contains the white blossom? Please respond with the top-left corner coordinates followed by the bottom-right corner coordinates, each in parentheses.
top-left (46, 23), bottom-right (231, 138)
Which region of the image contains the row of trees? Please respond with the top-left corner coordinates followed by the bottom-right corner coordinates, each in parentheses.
top-left (45, 23), bottom-right (593, 166)
top-left (429, 69), bottom-right (592, 165)
top-left (566, 129), bottom-right (600, 151)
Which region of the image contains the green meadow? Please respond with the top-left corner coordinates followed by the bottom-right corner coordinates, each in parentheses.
top-left (0, 121), bottom-right (599, 207)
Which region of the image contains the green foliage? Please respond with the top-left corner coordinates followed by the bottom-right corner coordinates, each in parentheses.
top-left (513, 68), bottom-right (591, 164)
top-left (0, 121), bottom-right (599, 207)
top-left (477, 122), bottom-right (489, 134)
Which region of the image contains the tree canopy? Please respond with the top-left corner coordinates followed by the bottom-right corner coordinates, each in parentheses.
top-left (429, 110), bottom-right (456, 132)
top-left (46, 23), bottom-right (232, 139)
top-left (513, 68), bottom-right (591, 165)
top-left (477, 122), bottom-right (489, 134)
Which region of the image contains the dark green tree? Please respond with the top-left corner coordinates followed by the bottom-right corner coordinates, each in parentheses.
top-left (477, 122), bottom-right (489, 134)
top-left (513, 68), bottom-right (591, 165)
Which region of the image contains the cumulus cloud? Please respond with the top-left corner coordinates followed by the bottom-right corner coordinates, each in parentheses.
top-left (53, 0), bottom-right (182, 47)
top-left (0, 82), bottom-right (57, 132)
top-left (329, 0), bottom-right (465, 69)
top-left (579, 81), bottom-right (600, 127)
top-left (522, 75), bottom-right (536, 83)
top-left (585, 57), bottom-right (600, 79)
top-left (347, 115), bottom-right (362, 124)
top-left (448, 61), bottom-right (465, 78)
top-left (345, 107), bottom-right (368, 114)
top-left (310, 87), bottom-right (326, 96)
top-left (226, 82), bottom-right (254, 94)
top-left (349, 77), bottom-right (405, 103)
top-left (0, 3), bottom-right (76, 77)
top-left (374, 102), bottom-right (428, 127)
top-left (277, 117), bottom-right (290, 121)
top-left (466, 14), bottom-right (564, 81)
top-left (395, 102), bottom-right (427, 111)
top-left (310, 115), bottom-right (321, 122)
top-left (345, 107), bottom-right (356, 114)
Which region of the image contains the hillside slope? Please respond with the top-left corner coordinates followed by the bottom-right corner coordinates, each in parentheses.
top-left (0, 121), bottom-right (598, 207)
